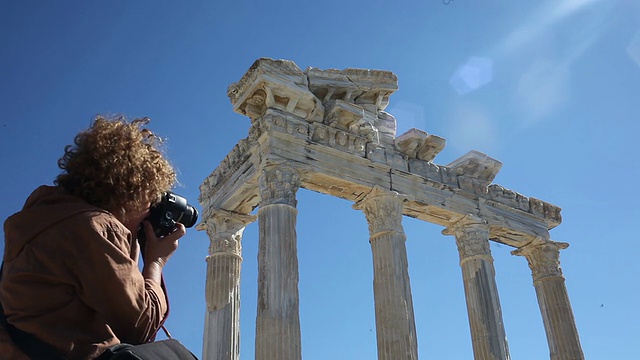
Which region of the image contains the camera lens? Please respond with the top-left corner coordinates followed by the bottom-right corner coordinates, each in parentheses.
top-left (179, 206), bottom-right (198, 228)
top-left (147, 191), bottom-right (199, 237)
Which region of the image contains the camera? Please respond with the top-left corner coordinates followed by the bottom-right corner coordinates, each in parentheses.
top-left (147, 191), bottom-right (199, 237)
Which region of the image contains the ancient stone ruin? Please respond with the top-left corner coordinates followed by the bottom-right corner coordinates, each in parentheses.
top-left (197, 58), bottom-right (584, 360)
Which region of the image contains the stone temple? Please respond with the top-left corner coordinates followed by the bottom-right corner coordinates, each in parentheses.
top-left (197, 58), bottom-right (584, 360)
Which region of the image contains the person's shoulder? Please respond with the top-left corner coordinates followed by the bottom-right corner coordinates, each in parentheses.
top-left (66, 209), bottom-right (134, 257)
top-left (73, 209), bottom-right (128, 238)
top-left (52, 206), bottom-right (129, 244)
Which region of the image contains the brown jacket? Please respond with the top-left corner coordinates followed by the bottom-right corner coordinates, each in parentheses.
top-left (0, 186), bottom-right (168, 359)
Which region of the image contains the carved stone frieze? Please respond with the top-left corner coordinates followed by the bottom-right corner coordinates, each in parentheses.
top-left (306, 67), bottom-right (398, 111)
top-left (530, 197), bottom-right (562, 225)
top-left (259, 164), bottom-right (301, 207)
top-left (485, 186), bottom-right (561, 226)
top-left (228, 58), bottom-right (307, 104)
top-left (306, 67), bottom-right (360, 103)
top-left (262, 111), bottom-right (311, 140)
top-left (311, 123), bottom-right (367, 156)
top-left (488, 185), bottom-right (529, 212)
top-left (199, 138), bottom-right (252, 209)
top-left (512, 237), bottom-right (569, 282)
top-left (227, 58), bottom-right (324, 122)
top-left (352, 119), bottom-right (380, 144)
top-left (207, 58), bottom-right (565, 242)
top-left (323, 99), bottom-right (365, 129)
top-left (227, 58), bottom-right (307, 103)
top-left (247, 118), bottom-right (264, 144)
top-left (303, 66), bottom-right (399, 147)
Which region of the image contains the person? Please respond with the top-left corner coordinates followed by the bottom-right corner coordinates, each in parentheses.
top-left (0, 116), bottom-right (187, 359)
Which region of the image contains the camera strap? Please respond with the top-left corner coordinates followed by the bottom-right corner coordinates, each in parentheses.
top-left (0, 262), bottom-right (68, 359)
top-left (136, 232), bottom-right (172, 341)
top-left (152, 274), bottom-right (173, 340)
top-left (1, 262), bottom-right (173, 359)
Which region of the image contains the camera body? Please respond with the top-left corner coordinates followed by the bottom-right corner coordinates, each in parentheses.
top-left (147, 191), bottom-right (198, 237)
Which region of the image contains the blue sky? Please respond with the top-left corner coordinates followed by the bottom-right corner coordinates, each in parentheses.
top-left (1, 1), bottom-right (639, 359)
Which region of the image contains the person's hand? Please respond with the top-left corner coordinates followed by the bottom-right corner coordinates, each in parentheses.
top-left (142, 221), bottom-right (186, 268)
top-left (141, 221), bottom-right (186, 285)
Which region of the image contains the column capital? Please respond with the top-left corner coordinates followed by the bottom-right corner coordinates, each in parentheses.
top-left (442, 215), bottom-right (491, 261)
top-left (511, 237), bottom-right (569, 282)
top-left (353, 185), bottom-right (408, 239)
top-left (198, 209), bottom-right (257, 256)
top-left (259, 163), bottom-right (301, 207)
top-left (444, 215), bottom-right (510, 358)
top-left (355, 186), bottom-right (418, 360)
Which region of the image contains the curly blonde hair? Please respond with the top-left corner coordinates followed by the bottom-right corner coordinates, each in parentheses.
top-left (55, 116), bottom-right (176, 218)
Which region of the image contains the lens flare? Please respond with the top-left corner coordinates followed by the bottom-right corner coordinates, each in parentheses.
top-left (449, 57), bottom-right (493, 95)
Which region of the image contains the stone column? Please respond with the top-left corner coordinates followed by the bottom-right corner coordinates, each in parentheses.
top-left (512, 238), bottom-right (584, 360)
top-left (442, 215), bottom-right (510, 360)
top-left (353, 186), bottom-right (419, 360)
top-left (255, 164), bottom-right (302, 360)
top-left (201, 209), bottom-right (256, 360)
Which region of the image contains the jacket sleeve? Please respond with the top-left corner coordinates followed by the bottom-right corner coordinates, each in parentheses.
top-left (71, 213), bottom-right (168, 345)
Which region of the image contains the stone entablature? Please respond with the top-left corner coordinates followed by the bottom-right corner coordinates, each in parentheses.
top-left (198, 58), bottom-right (583, 360)
top-left (200, 110), bottom-right (560, 247)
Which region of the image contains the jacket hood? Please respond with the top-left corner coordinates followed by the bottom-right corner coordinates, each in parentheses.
top-left (3, 185), bottom-right (106, 261)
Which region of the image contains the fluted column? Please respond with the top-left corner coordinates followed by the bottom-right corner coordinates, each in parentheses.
top-left (201, 209), bottom-right (256, 360)
top-left (255, 164), bottom-right (302, 360)
top-left (353, 186), bottom-right (418, 360)
top-left (512, 238), bottom-right (584, 360)
top-left (442, 215), bottom-right (510, 360)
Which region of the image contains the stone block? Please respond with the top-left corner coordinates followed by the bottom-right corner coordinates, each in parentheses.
top-left (447, 150), bottom-right (502, 187)
top-left (228, 58), bottom-right (324, 122)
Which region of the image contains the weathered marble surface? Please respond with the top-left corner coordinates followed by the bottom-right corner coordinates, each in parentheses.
top-left (255, 164), bottom-right (302, 360)
top-left (198, 209), bottom-right (256, 360)
top-left (512, 238), bottom-right (584, 360)
top-left (443, 215), bottom-right (511, 360)
top-left (200, 110), bottom-right (560, 247)
top-left (199, 58), bottom-right (581, 360)
top-left (353, 186), bottom-right (418, 360)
